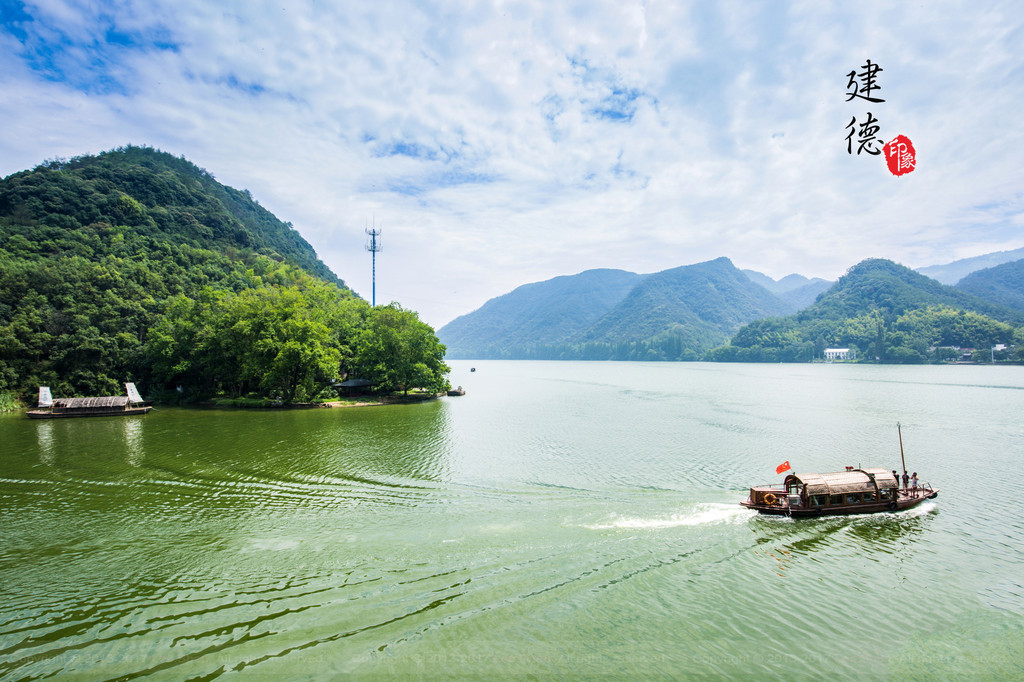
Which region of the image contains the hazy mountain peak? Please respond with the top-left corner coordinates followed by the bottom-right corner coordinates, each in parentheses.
top-left (917, 246), bottom-right (1024, 285)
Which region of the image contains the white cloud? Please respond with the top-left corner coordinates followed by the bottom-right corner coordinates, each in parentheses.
top-left (1, 0), bottom-right (1023, 327)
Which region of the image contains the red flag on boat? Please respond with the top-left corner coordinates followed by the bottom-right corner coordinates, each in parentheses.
top-left (776, 461), bottom-right (791, 474)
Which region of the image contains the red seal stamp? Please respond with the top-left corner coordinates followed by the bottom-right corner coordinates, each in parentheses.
top-left (884, 135), bottom-right (916, 176)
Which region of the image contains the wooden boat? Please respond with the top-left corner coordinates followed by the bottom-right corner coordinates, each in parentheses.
top-left (743, 423), bottom-right (937, 517)
top-left (741, 467), bottom-right (938, 517)
top-left (26, 383), bottom-right (152, 419)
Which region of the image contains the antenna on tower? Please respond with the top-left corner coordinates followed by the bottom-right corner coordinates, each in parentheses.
top-left (365, 218), bottom-right (382, 307)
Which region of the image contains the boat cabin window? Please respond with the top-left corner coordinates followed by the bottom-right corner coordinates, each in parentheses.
top-left (864, 491), bottom-right (877, 502)
top-left (830, 494), bottom-right (843, 505)
top-left (879, 489), bottom-right (892, 500)
top-left (810, 495), bottom-right (827, 507)
top-left (845, 493), bottom-right (860, 504)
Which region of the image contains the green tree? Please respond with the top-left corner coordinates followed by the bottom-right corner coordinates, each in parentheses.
top-left (148, 281), bottom-right (362, 403)
top-left (354, 304), bottom-right (450, 395)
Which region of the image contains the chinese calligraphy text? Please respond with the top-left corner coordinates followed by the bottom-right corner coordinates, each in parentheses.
top-left (846, 60), bottom-right (885, 103)
top-left (846, 112), bottom-right (882, 155)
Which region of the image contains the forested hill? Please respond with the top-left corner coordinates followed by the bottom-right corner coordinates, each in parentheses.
top-left (438, 269), bottom-right (643, 358)
top-left (0, 146), bottom-right (450, 403)
top-left (582, 257), bottom-right (793, 345)
top-left (438, 258), bottom-right (795, 360)
top-left (0, 145), bottom-right (340, 285)
top-left (955, 259), bottom-right (1024, 313)
top-left (807, 259), bottom-right (1024, 323)
top-left (710, 259), bottom-right (1024, 363)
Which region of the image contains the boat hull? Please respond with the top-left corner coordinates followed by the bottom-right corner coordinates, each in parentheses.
top-left (742, 490), bottom-right (938, 517)
top-left (26, 407), bottom-right (152, 419)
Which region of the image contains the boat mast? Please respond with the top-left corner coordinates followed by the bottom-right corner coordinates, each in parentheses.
top-left (897, 421), bottom-right (907, 483)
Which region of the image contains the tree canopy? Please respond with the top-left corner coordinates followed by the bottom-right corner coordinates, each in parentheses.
top-left (351, 304), bottom-right (451, 395)
top-left (147, 275), bottom-right (449, 403)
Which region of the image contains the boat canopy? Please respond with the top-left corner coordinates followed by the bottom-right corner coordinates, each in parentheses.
top-left (784, 468), bottom-right (898, 496)
top-left (126, 382), bottom-right (144, 404)
top-left (52, 396), bottom-right (131, 410)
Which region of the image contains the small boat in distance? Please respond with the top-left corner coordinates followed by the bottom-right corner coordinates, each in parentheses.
top-left (742, 423), bottom-right (938, 517)
top-left (26, 383), bottom-right (153, 419)
top-left (741, 467), bottom-right (938, 517)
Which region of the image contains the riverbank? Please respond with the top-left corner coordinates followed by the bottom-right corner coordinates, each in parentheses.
top-left (325, 392), bottom-right (445, 407)
top-left (2, 392), bottom-right (448, 414)
top-left (203, 391), bottom-right (446, 410)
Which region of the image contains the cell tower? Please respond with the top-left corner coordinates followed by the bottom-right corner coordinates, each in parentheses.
top-left (365, 220), bottom-right (382, 307)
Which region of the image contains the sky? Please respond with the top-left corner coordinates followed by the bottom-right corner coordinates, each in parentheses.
top-left (1, 1), bottom-right (1023, 329)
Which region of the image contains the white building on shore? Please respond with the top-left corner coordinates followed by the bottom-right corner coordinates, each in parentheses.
top-left (824, 348), bottom-right (856, 361)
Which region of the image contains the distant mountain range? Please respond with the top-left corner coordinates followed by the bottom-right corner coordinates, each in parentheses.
top-left (916, 246), bottom-right (1024, 285)
top-left (439, 257), bottom-right (826, 360)
top-left (438, 251), bottom-right (1024, 362)
top-left (740, 270), bottom-right (832, 309)
top-left (581, 258), bottom-right (792, 345)
top-left (437, 268), bottom-right (644, 357)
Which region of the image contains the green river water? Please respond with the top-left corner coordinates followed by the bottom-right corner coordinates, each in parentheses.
top-left (1, 361), bottom-right (1023, 680)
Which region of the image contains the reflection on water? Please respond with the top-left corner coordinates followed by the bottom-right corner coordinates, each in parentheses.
top-left (748, 504), bottom-right (940, 585)
top-left (750, 503), bottom-right (937, 556)
top-left (35, 420), bottom-right (54, 465)
top-left (123, 417), bottom-right (143, 466)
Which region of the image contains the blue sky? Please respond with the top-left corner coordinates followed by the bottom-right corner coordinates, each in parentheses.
top-left (2, 0), bottom-right (1023, 327)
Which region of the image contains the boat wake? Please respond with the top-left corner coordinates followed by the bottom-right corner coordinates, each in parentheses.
top-left (895, 500), bottom-right (937, 518)
top-left (587, 503), bottom-right (756, 530)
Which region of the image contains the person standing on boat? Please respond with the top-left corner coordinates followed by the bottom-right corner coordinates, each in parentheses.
top-left (911, 472), bottom-right (918, 497)
top-left (903, 471), bottom-right (909, 491)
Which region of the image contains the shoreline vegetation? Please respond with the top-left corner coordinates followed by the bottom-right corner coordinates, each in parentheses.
top-left (0, 390), bottom-right (446, 414)
top-left (205, 390), bottom-right (444, 410)
top-left (0, 390), bottom-right (24, 413)
top-left (4, 353), bottom-right (1021, 416)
